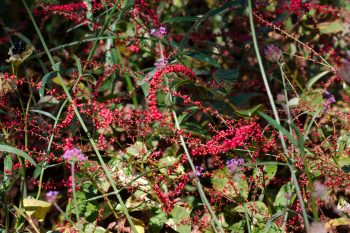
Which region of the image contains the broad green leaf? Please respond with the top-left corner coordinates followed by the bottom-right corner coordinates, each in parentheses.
top-left (182, 122), bottom-right (209, 137)
top-left (231, 93), bottom-right (260, 106)
top-left (212, 167), bottom-right (248, 199)
top-left (319, 20), bottom-right (343, 34)
top-left (229, 220), bottom-right (245, 233)
top-left (163, 144), bottom-right (180, 157)
top-left (185, 52), bottom-right (221, 68)
top-left (170, 205), bottom-right (192, 233)
top-left (215, 69), bottom-right (239, 81)
top-left (259, 112), bottom-right (298, 146)
top-left (126, 141), bottom-right (147, 159)
top-left (150, 208), bottom-right (167, 233)
top-left (0, 145), bottom-right (36, 166)
top-left (300, 89), bottom-right (324, 114)
top-left (83, 223), bottom-right (106, 233)
top-left (264, 164), bottom-right (277, 185)
top-left (274, 182), bottom-right (295, 211)
top-left (234, 201), bottom-right (269, 220)
top-left (306, 70), bottom-right (329, 90)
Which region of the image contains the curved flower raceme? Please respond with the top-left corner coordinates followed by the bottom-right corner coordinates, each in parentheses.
top-left (147, 64), bottom-right (196, 121)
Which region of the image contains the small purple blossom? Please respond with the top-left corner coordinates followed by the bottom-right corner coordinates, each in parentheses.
top-left (159, 26), bottom-right (167, 36)
top-left (226, 158), bottom-right (244, 174)
top-left (154, 58), bottom-right (168, 69)
top-left (323, 91), bottom-right (335, 114)
top-left (46, 191), bottom-right (59, 203)
top-left (264, 44), bottom-right (283, 63)
top-left (62, 148), bottom-right (87, 162)
top-left (150, 26), bottom-right (167, 38)
top-left (194, 166), bottom-right (204, 177)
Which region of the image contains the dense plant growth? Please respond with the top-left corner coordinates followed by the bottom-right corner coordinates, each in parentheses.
top-left (1, 0), bottom-right (350, 232)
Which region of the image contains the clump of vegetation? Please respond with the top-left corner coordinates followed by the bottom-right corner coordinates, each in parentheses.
top-left (0, 0), bottom-right (350, 232)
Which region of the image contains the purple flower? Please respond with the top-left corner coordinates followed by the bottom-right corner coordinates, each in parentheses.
top-left (150, 26), bottom-right (167, 38)
top-left (264, 44), bottom-right (283, 63)
top-left (226, 158), bottom-right (244, 174)
top-left (62, 148), bottom-right (87, 162)
top-left (159, 26), bottom-right (167, 36)
top-left (46, 191), bottom-right (59, 203)
top-left (154, 58), bottom-right (168, 69)
top-left (150, 29), bottom-right (157, 36)
top-left (323, 91), bottom-right (335, 114)
top-left (194, 166), bottom-right (204, 177)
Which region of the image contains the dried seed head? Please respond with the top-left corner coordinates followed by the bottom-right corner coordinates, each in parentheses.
top-left (0, 73), bottom-right (17, 97)
top-left (264, 44), bottom-right (284, 63)
top-left (6, 41), bottom-right (34, 66)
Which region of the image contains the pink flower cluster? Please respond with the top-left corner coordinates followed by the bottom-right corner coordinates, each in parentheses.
top-left (150, 26), bottom-right (167, 38)
top-left (62, 148), bottom-right (87, 162)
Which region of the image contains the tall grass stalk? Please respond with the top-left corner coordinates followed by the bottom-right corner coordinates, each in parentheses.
top-left (247, 0), bottom-right (310, 231)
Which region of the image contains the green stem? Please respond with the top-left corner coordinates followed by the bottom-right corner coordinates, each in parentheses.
top-left (22, 1), bottom-right (138, 232)
top-left (279, 63), bottom-right (294, 156)
top-left (173, 109), bottom-right (224, 233)
top-left (37, 100), bottom-right (68, 199)
top-left (71, 161), bottom-right (81, 230)
top-left (247, 0), bottom-right (310, 231)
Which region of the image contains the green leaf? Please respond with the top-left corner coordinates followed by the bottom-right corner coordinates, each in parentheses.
top-left (150, 208), bottom-right (167, 233)
top-left (170, 206), bottom-right (192, 233)
top-left (229, 220), bottom-right (246, 233)
top-left (185, 52), bottom-right (221, 68)
top-left (3, 154), bottom-right (12, 187)
top-left (125, 0), bottom-right (135, 9)
top-left (0, 145), bottom-right (36, 166)
top-left (29, 109), bottom-right (57, 121)
top-left (179, 1), bottom-right (241, 50)
top-left (215, 69), bottom-right (239, 81)
top-left (212, 167), bottom-right (248, 199)
top-left (300, 90), bottom-right (324, 114)
top-left (264, 164), bottom-right (277, 185)
top-left (306, 70), bottom-right (329, 90)
top-left (72, 55), bottom-right (83, 77)
top-left (274, 182), bottom-right (295, 211)
top-left (39, 71), bottom-right (58, 99)
top-left (182, 122), bottom-right (209, 137)
top-left (163, 16), bottom-right (202, 23)
top-left (259, 112), bottom-right (298, 146)
top-left (319, 20), bottom-right (343, 34)
top-left (83, 223), bottom-right (106, 233)
top-left (236, 104), bottom-right (263, 117)
top-left (126, 141), bottom-right (147, 159)
top-left (234, 201), bottom-right (269, 220)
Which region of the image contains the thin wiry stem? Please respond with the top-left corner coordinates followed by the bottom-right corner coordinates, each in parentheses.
top-left (247, 0), bottom-right (310, 231)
